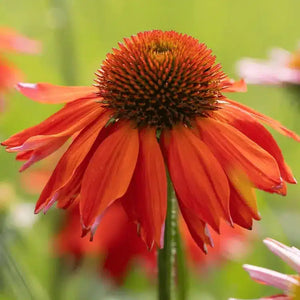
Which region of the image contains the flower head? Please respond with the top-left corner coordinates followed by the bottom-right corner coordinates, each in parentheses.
top-left (2, 30), bottom-right (299, 252)
top-left (0, 27), bottom-right (40, 101)
top-left (230, 238), bottom-right (300, 300)
top-left (237, 45), bottom-right (300, 85)
top-left (96, 31), bottom-right (227, 128)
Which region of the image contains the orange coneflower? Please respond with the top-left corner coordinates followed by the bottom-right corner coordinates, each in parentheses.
top-left (2, 30), bottom-right (299, 252)
top-left (0, 27), bottom-right (40, 104)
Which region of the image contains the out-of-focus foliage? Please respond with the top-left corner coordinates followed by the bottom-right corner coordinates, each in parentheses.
top-left (0, 0), bottom-right (299, 299)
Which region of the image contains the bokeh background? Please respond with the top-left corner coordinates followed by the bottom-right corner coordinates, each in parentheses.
top-left (0, 0), bottom-right (300, 299)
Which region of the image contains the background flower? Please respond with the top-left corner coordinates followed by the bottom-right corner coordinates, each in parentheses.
top-left (230, 238), bottom-right (300, 300)
top-left (237, 46), bottom-right (300, 85)
top-left (0, 27), bottom-right (40, 109)
top-left (55, 202), bottom-right (157, 285)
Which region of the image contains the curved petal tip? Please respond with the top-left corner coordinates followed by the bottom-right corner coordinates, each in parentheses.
top-left (223, 79), bottom-right (247, 93)
top-left (16, 82), bottom-right (37, 91)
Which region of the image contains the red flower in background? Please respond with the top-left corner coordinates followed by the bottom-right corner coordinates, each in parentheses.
top-left (0, 27), bottom-right (40, 105)
top-left (56, 202), bottom-right (156, 284)
top-left (3, 30), bottom-right (299, 252)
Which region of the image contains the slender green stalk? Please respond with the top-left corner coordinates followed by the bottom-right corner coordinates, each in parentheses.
top-left (0, 236), bottom-right (35, 300)
top-left (49, 0), bottom-right (78, 85)
top-left (175, 225), bottom-right (188, 300)
top-left (158, 178), bottom-right (177, 300)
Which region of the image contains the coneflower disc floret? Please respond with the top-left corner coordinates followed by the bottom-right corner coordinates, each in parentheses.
top-left (95, 30), bottom-right (228, 129)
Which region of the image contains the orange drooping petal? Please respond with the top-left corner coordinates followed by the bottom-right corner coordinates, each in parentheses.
top-left (55, 124), bottom-right (118, 210)
top-left (224, 98), bottom-right (300, 142)
top-left (18, 136), bottom-right (68, 172)
top-left (197, 118), bottom-right (283, 194)
top-left (80, 122), bottom-right (139, 231)
top-left (222, 78), bottom-right (247, 93)
top-left (179, 202), bottom-right (213, 253)
top-left (227, 168), bottom-right (261, 227)
top-left (214, 105), bottom-right (296, 184)
top-left (7, 135), bottom-right (67, 154)
top-left (16, 83), bottom-right (98, 104)
top-left (0, 28), bottom-right (41, 53)
top-left (121, 127), bottom-right (167, 249)
top-left (55, 180), bottom-right (81, 210)
top-left (229, 186), bottom-right (255, 230)
top-left (16, 151), bottom-right (33, 161)
top-left (2, 98), bottom-right (102, 148)
top-left (161, 125), bottom-right (231, 232)
top-left (35, 112), bottom-right (109, 213)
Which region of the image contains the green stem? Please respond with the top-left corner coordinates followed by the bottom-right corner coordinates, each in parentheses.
top-left (49, 0), bottom-right (78, 85)
top-left (0, 234), bottom-right (35, 300)
top-left (158, 178), bottom-right (177, 300)
top-left (175, 225), bottom-right (188, 300)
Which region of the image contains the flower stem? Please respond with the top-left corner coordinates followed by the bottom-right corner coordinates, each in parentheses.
top-left (0, 232), bottom-right (36, 300)
top-left (49, 0), bottom-right (78, 85)
top-left (175, 225), bottom-right (188, 300)
top-left (158, 178), bottom-right (177, 300)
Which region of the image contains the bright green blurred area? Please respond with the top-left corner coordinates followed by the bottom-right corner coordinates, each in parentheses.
top-left (0, 0), bottom-right (300, 299)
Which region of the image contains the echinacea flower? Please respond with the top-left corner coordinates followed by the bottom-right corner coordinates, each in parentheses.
top-left (230, 238), bottom-right (300, 300)
top-left (237, 45), bottom-right (300, 85)
top-left (0, 27), bottom-right (40, 104)
top-left (2, 30), bottom-right (299, 252)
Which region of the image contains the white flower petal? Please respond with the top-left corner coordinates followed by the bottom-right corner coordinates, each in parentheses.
top-left (243, 264), bottom-right (299, 291)
top-left (264, 238), bottom-right (300, 274)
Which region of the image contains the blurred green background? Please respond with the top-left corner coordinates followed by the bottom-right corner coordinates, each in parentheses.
top-left (0, 0), bottom-right (300, 299)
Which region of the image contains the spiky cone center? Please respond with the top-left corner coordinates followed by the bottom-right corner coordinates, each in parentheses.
top-left (95, 30), bottom-right (228, 129)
